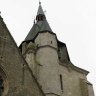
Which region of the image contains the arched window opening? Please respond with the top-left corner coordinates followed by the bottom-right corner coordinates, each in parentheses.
top-left (0, 75), bottom-right (4, 96)
top-left (38, 17), bottom-right (40, 21)
top-left (41, 16), bottom-right (43, 20)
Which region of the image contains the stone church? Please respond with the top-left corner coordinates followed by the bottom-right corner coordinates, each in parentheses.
top-left (0, 2), bottom-right (94, 96)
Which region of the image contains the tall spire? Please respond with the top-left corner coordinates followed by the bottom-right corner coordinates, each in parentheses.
top-left (24, 2), bottom-right (52, 42)
top-left (37, 1), bottom-right (44, 15)
top-left (36, 2), bottom-right (46, 21)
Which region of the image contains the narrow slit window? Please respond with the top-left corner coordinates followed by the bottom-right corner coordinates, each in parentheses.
top-left (0, 76), bottom-right (4, 96)
top-left (60, 74), bottom-right (63, 91)
top-left (51, 41), bottom-right (52, 44)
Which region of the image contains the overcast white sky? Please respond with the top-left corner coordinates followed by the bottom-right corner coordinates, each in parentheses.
top-left (0, 0), bottom-right (96, 95)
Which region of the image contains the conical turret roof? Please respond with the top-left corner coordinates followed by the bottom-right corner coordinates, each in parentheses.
top-left (37, 2), bottom-right (45, 15)
top-left (24, 2), bottom-right (53, 42)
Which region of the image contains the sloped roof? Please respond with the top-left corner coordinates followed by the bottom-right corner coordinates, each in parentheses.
top-left (0, 15), bottom-right (45, 96)
top-left (24, 3), bottom-right (53, 42)
top-left (25, 20), bottom-right (52, 41)
top-left (37, 3), bottom-right (45, 15)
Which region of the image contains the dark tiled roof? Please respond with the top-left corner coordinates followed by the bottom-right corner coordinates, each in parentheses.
top-left (25, 20), bottom-right (52, 41)
top-left (37, 4), bottom-right (44, 15)
top-left (24, 3), bottom-right (53, 42)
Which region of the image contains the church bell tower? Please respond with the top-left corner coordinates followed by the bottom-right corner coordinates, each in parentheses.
top-left (19, 2), bottom-right (95, 96)
top-left (20, 2), bottom-right (62, 96)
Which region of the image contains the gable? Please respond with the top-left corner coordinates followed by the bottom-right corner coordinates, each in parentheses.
top-left (0, 16), bottom-right (44, 96)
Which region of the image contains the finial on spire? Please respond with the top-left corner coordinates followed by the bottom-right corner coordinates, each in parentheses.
top-left (39, 0), bottom-right (41, 5)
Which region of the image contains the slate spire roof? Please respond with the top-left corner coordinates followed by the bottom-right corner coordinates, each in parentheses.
top-left (37, 2), bottom-right (44, 15)
top-left (25, 2), bottom-right (52, 41)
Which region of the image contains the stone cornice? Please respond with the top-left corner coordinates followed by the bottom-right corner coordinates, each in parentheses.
top-left (59, 61), bottom-right (89, 75)
top-left (37, 45), bottom-right (58, 51)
